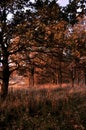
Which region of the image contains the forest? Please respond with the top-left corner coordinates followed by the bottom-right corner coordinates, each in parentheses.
top-left (0, 0), bottom-right (86, 129)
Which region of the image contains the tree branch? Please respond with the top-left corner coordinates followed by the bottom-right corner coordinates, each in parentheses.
top-left (8, 44), bottom-right (25, 55)
top-left (10, 62), bottom-right (20, 74)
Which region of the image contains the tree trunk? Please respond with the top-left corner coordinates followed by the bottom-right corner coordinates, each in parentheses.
top-left (77, 72), bottom-right (80, 85)
top-left (29, 65), bottom-right (34, 88)
top-left (0, 6), bottom-right (10, 101)
top-left (1, 54), bottom-right (10, 101)
top-left (71, 67), bottom-right (76, 87)
top-left (1, 75), bottom-right (9, 101)
top-left (58, 61), bottom-right (62, 87)
top-left (84, 70), bottom-right (86, 85)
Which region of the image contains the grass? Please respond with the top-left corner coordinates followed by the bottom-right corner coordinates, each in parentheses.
top-left (0, 84), bottom-right (86, 130)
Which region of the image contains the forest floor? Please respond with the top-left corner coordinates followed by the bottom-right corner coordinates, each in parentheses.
top-left (0, 82), bottom-right (86, 130)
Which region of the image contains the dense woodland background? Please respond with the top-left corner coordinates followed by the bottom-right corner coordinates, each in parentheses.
top-left (0, 0), bottom-right (86, 100)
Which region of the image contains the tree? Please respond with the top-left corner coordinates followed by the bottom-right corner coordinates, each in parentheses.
top-left (0, 0), bottom-right (30, 100)
top-left (64, 0), bottom-right (86, 25)
top-left (65, 16), bottom-right (86, 86)
top-left (16, 0), bottom-right (67, 86)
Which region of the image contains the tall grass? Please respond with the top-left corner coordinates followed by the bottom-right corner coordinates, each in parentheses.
top-left (0, 84), bottom-right (86, 130)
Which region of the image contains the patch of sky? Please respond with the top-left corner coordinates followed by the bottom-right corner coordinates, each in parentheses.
top-left (57, 0), bottom-right (69, 7)
top-left (7, 13), bottom-right (13, 21)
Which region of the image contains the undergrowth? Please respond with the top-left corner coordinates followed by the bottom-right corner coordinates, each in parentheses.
top-left (0, 86), bottom-right (86, 130)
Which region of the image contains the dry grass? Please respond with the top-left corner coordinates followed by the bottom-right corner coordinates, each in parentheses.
top-left (0, 84), bottom-right (86, 130)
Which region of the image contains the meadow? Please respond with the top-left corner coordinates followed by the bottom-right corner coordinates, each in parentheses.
top-left (0, 84), bottom-right (86, 130)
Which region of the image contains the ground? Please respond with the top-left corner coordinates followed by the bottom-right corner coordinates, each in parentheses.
top-left (0, 79), bottom-right (86, 130)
